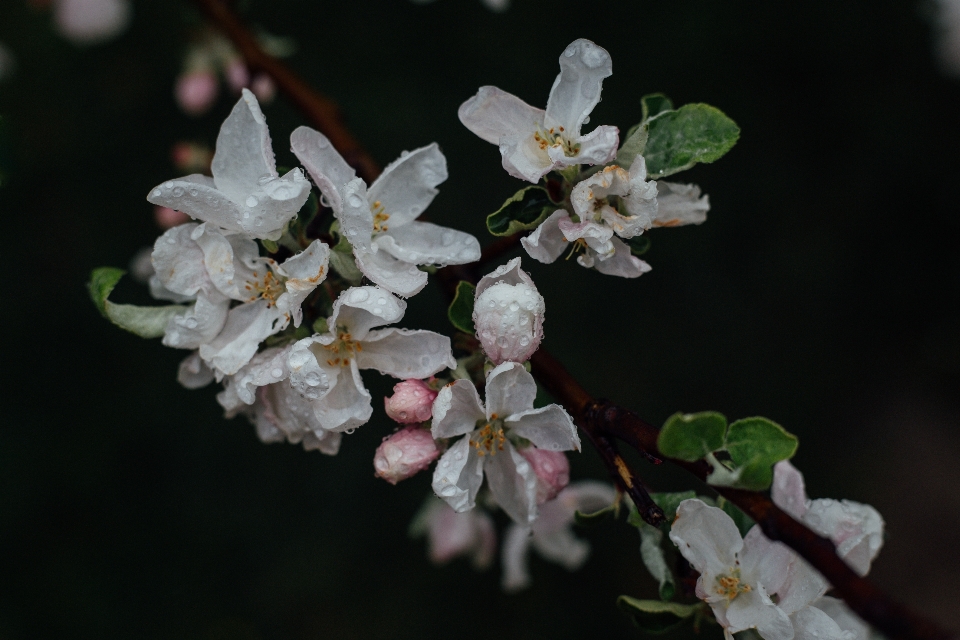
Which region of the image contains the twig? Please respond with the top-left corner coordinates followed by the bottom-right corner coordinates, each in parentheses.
top-left (190, 2), bottom-right (957, 638)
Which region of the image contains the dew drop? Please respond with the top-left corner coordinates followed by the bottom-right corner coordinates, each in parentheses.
top-left (152, 189), bottom-right (162, 197)
top-left (189, 189), bottom-right (198, 197)
top-left (519, 336), bottom-right (530, 346)
top-left (271, 368), bottom-right (283, 378)
top-left (185, 317), bottom-right (198, 329)
top-left (172, 187), bottom-right (184, 197)
top-left (373, 307), bottom-right (382, 315)
top-left (165, 236), bottom-right (176, 244)
top-left (377, 297), bottom-right (387, 305)
top-left (350, 289), bottom-right (369, 302)
top-left (246, 195), bottom-right (258, 207)
top-left (345, 427), bottom-right (357, 435)
top-left (347, 228), bottom-right (357, 236)
top-left (164, 181), bottom-right (173, 189)
top-left (347, 193), bottom-right (364, 208)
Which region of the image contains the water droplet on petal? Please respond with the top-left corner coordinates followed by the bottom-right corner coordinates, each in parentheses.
top-left (271, 368), bottom-right (283, 378)
top-left (350, 289), bottom-right (369, 303)
top-left (347, 193), bottom-right (364, 208)
top-left (246, 195), bottom-right (258, 207)
top-left (189, 189), bottom-right (198, 197)
top-left (172, 187), bottom-right (184, 197)
top-left (377, 297), bottom-right (386, 305)
top-left (152, 189), bottom-right (162, 197)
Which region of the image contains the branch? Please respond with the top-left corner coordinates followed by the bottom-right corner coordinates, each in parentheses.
top-left (191, 3), bottom-right (956, 639)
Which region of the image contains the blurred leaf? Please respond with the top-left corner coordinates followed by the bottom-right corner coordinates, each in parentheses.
top-left (617, 597), bottom-right (699, 634)
top-left (719, 417), bottom-right (798, 491)
top-left (486, 185), bottom-right (554, 236)
top-left (642, 93), bottom-right (675, 121)
top-left (650, 491), bottom-right (700, 523)
top-left (448, 281), bottom-right (476, 334)
top-left (639, 525), bottom-right (676, 601)
top-left (574, 502), bottom-right (618, 526)
top-left (644, 104), bottom-right (740, 178)
top-left (718, 497), bottom-right (756, 536)
top-left (658, 411), bottom-right (728, 461)
top-left (88, 268), bottom-right (186, 339)
top-left (312, 316), bottom-right (328, 334)
top-left (623, 234), bottom-right (652, 256)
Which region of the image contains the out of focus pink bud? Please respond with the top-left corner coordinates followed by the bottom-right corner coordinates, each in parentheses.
top-left (384, 379), bottom-right (438, 424)
top-left (250, 73), bottom-right (276, 103)
top-left (473, 257), bottom-right (545, 365)
top-left (373, 426), bottom-right (439, 485)
top-left (175, 70), bottom-right (218, 116)
top-left (154, 205), bottom-right (190, 230)
top-left (53, 0), bottom-right (131, 45)
top-left (520, 447), bottom-right (570, 504)
top-left (428, 502), bottom-right (496, 568)
top-left (224, 58), bottom-right (250, 93)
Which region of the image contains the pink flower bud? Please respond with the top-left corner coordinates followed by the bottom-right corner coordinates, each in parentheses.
top-left (170, 141), bottom-right (213, 173)
top-left (520, 447), bottom-right (570, 504)
top-left (473, 258), bottom-right (545, 365)
top-left (153, 205), bottom-right (190, 230)
top-left (428, 503), bottom-right (496, 569)
top-left (53, 0), bottom-right (131, 45)
top-left (373, 426), bottom-right (439, 484)
top-left (175, 70), bottom-right (218, 116)
top-left (250, 73), bottom-right (276, 103)
top-left (384, 379), bottom-right (438, 424)
top-left (224, 58), bottom-right (250, 93)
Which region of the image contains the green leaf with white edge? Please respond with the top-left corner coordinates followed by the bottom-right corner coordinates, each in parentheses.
top-left (718, 496), bottom-right (756, 537)
top-left (639, 525), bottom-right (676, 601)
top-left (642, 93), bottom-right (675, 121)
top-left (617, 597), bottom-right (700, 634)
top-left (658, 411), bottom-right (728, 462)
top-left (486, 185), bottom-right (555, 237)
top-left (574, 502), bottom-right (618, 526)
top-left (644, 103), bottom-right (740, 179)
top-left (448, 281), bottom-right (476, 334)
top-left (88, 267), bottom-right (187, 339)
top-left (721, 417), bottom-right (798, 491)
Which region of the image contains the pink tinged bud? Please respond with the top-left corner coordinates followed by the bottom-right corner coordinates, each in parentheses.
top-left (373, 426), bottom-right (440, 485)
top-left (154, 205), bottom-right (190, 230)
top-left (250, 73), bottom-right (276, 103)
top-left (384, 379), bottom-right (438, 424)
top-left (224, 58), bottom-right (250, 93)
top-left (175, 70), bottom-right (218, 116)
top-left (521, 447), bottom-right (570, 504)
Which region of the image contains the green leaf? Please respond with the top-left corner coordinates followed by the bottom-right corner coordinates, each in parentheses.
top-left (574, 502), bottom-right (618, 526)
top-left (614, 122), bottom-right (648, 169)
top-left (617, 597), bottom-right (699, 634)
top-left (486, 185), bottom-right (555, 237)
top-left (88, 267), bottom-right (186, 339)
top-left (623, 234), bottom-right (651, 257)
top-left (448, 281), bottom-right (476, 334)
top-left (718, 497), bottom-right (756, 537)
top-left (642, 93), bottom-right (675, 121)
top-left (650, 490), bottom-right (700, 523)
top-left (721, 417), bottom-right (798, 491)
top-left (261, 239), bottom-right (279, 253)
top-left (657, 411), bottom-right (728, 462)
top-left (644, 104), bottom-right (740, 178)
top-left (328, 231), bottom-right (364, 284)
top-left (639, 526), bottom-right (676, 601)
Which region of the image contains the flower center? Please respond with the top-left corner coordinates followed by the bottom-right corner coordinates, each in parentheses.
top-left (533, 125), bottom-right (580, 157)
top-left (321, 329), bottom-right (363, 367)
top-left (563, 238), bottom-right (588, 260)
top-left (714, 569), bottom-right (752, 601)
top-left (371, 200), bottom-right (390, 233)
top-left (243, 268), bottom-right (285, 307)
top-left (471, 415), bottom-right (506, 457)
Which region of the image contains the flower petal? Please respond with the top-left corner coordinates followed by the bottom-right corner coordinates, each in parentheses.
top-left (177, 351), bottom-right (214, 389)
top-left (803, 499), bottom-right (884, 576)
top-left (211, 89), bottom-right (277, 202)
top-left (474, 256), bottom-right (538, 298)
top-left (431, 379), bottom-right (485, 439)
top-left (151, 222), bottom-right (207, 297)
top-left (368, 143), bottom-right (447, 227)
top-left (669, 499), bottom-right (743, 576)
top-left (338, 177), bottom-right (375, 253)
top-left (772, 460), bottom-right (809, 520)
top-left (532, 523), bottom-right (590, 570)
top-left (357, 328), bottom-right (456, 378)
top-left (161, 291), bottom-right (230, 350)
top-left (500, 133), bottom-right (553, 183)
top-left (568, 124), bottom-right (620, 166)
top-left (559, 217), bottom-right (614, 257)
top-left (544, 39), bottom-right (612, 135)
top-left (812, 597), bottom-right (870, 640)
top-left (791, 606), bottom-right (851, 640)
top-left (653, 181), bottom-right (709, 227)
top-left (458, 85), bottom-right (544, 145)
top-left (198, 299), bottom-right (282, 375)
top-left (725, 587), bottom-right (794, 640)
top-left (311, 360), bottom-right (373, 432)
top-left (501, 524), bottom-right (534, 592)
top-left (506, 405), bottom-right (580, 452)
top-left (521, 210), bottom-right (568, 264)
top-left (353, 247), bottom-right (428, 298)
top-left (287, 336), bottom-right (337, 400)
top-left (740, 525), bottom-right (796, 597)
top-left (775, 552), bottom-right (830, 616)
top-left (376, 221), bottom-right (481, 266)
top-left (593, 237), bottom-right (652, 278)
top-left (485, 361), bottom-right (537, 418)
top-left (432, 437), bottom-right (484, 512)
top-left (290, 125), bottom-right (356, 212)
top-left (276, 240), bottom-right (330, 327)
top-left (328, 286), bottom-right (406, 340)
top-left (486, 441), bottom-right (539, 524)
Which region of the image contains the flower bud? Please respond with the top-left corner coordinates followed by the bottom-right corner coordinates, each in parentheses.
top-left (384, 379), bottom-right (438, 424)
top-left (473, 257), bottom-right (545, 365)
top-left (175, 70), bottom-right (218, 116)
top-left (520, 447), bottom-right (570, 504)
top-left (250, 73), bottom-right (277, 103)
top-left (373, 426), bottom-right (439, 485)
top-left (224, 58), bottom-right (250, 93)
top-left (154, 205), bottom-right (190, 230)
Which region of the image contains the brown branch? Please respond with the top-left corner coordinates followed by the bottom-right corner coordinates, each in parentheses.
top-left (189, 3), bottom-right (957, 639)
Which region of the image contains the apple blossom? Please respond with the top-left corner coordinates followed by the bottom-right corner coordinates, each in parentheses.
top-left (175, 70), bottom-right (219, 116)
top-left (459, 39), bottom-right (619, 183)
top-left (431, 362), bottom-right (580, 524)
top-left (291, 126), bottom-right (480, 297)
top-left (287, 286), bottom-right (456, 433)
top-left (384, 379), bottom-right (438, 424)
top-left (520, 447), bottom-right (570, 505)
top-left (473, 258), bottom-right (545, 364)
top-left (148, 90), bottom-right (311, 241)
top-left (373, 426), bottom-right (440, 484)
top-left (411, 499), bottom-right (497, 569)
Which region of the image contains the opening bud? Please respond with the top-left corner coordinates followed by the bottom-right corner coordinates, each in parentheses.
top-left (473, 258), bottom-right (545, 365)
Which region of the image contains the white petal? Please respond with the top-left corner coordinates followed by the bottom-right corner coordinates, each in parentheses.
top-left (276, 240), bottom-right (330, 326)
top-left (521, 210), bottom-right (569, 264)
top-left (622, 156), bottom-right (659, 231)
top-left (593, 237), bottom-right (652, 278)
top-left (211, 89), bottom-right (277, 203)
top-left (486, 441), bottom-right (539, 524)
top-left (225, 346), bottom-right (291, 405)
top-left (151, 222), bottom-right (207, 297)
top-left (236, 168), bottom-right (311, 241)
top-left (189, 222), bottom-right (254, 299)
top-left (653, 181), bottom-right (709, 227)
top-left (740, 525), bottom-right (796, 597)
top-left (368, 143), bottom-right (447, 227)
top-left (199, 300), bottom-right (282, 375)
top-left (289, 125), bottom-right (356, 212)
top-left (559, 217), bottom-right (614, 256)
top-left (327, 286), bottom-right (406, 340)
top-left (353, 248), bottom-right (428, 298)
top-left (772, 460), bottom-right (809, 520)
top-left (567, 125), bottom-right (620, 167)
top-left (725, 587), bottom-right (794, 640)
top-left (338, 177), bottom-right (374, 253)
top-left (177, 351), bottom-right (214, 389)
top-left (792, 606), bottom-right (852, 640)
top-left (501, 524), bottom-right (534, 592)
top-left (357, 328), bottom-right (455, 378)
top-left (432, 437), bottom-right (484, 512)
top-left (161, 291), bottom-right (229, 350)
top-left (532, 524), bottom-right (590, 570)
top-left (311, 360), bottom-right (372, 432)
top-left (803, 499), bottom-right (884, 576)
top-left (301, 429), bottom-right (342, 455)
top-left (458, 85), bottom-right (544, 145)
top-left (376, 222), bottom-right (481, 267)
top-left (431, 379), bottom-right (485, 439)
top-left (775, 552), bottom-right (830, 616)
top-left (544, 39), bottom-right (612, 135)
top-left (506, 405), bottom-right (580, 452)
top-left (474, 256), bottom-right (539, 298)
top-left (570, 165), bottom-right (631, 218)
top-left (813, 597), bottom-right (870, 640)
top-left (484, 361), bottom-right (537, 418)
top-left (286, 336), bottom-right (337, 400)
top-left (669, 499), bottom-right (743, 576)
top-left (500, 132), bottom-right (553, 183)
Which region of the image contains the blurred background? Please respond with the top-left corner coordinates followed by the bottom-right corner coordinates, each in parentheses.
top-left (1, 0), bottom-right (959, 638)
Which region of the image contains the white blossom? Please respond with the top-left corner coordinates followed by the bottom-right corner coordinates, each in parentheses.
top-left (148, 89), bottom-right (311, 241)
top-left (473, 258), bottom-right (545, 364)
top-left (501, 481), bottom-right (616, 591)
top-left (286, 286), bottom-right (456, 433)
top-left (410, 498), bottom-right (497, 569)
top-left (431, 362), bottom-right (580, 524)
top-left (291, 126), bottom-right (481, 297)
top-left (458, 39), bottom-right (619, 183)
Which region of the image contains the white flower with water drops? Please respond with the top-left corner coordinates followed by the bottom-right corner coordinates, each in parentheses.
top-left (431, 362), bottom-right (580, 524)
top-left (458, 39), bottom-right (619, 183)
top-left (148, 89), bottom-right (311, 241)
top-left (473, 258), bottom-right (545, 365)
top-left (291, 126), bottom-right (481, 297)
top-left (286, 286), bottom-right (456, 433)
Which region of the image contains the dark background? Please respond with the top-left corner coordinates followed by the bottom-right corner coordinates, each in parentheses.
top-left (1, 0), bottom-right (959, 638)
